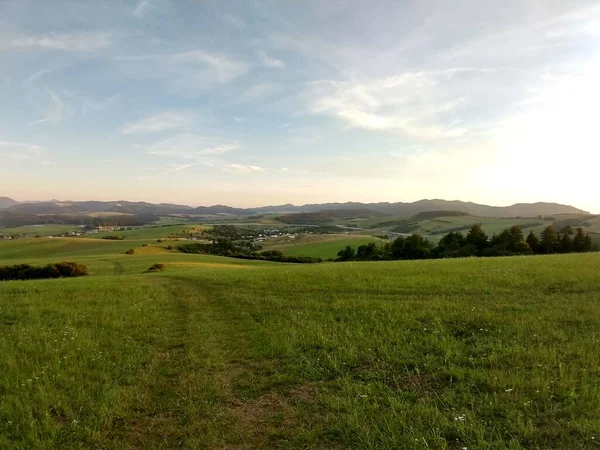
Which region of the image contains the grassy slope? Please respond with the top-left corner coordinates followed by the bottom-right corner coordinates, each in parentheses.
top-left (1, 244), bottom-right (600, 448)
top-left (0, 224), bottom-right (80, 237)
top-left (263, 234), bottom-right (383, 259)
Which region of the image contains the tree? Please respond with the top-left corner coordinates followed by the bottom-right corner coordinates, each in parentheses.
top-left (401, 234), bottom-right (431, 260)
top-left (389, 236), bottom-right (405, 260)
top-left (465, 224), bottom-right (489, 256)
top-left (336, 245), bottom-right (356, 261)
top-left (526, 231), bottom-right (540, 253)
top-left (356, 242), bottom-right (381, 261)
top-left (436, 232), bottom-right (465, 258)
top-left (582, 234), bottom-right (593, 252)
top-left (572, 228), bottom-right (586, 252)
top-left (539, 225), bottom-right (558, 254)
top-left (559, 233), bottom-right (573, 253)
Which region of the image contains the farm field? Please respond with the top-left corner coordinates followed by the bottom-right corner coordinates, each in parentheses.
top-left (263, 234), bottom-right (384, 259)
top-left (1, 236), bottom-right (600, 449)
top-left (0, 224), bottom-right (81, 237)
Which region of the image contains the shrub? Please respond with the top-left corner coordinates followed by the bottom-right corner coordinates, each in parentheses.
top-left (157, 239), bottom-right (162, 243)
top-left (101, 235), bottom-right (125, 240)
top-left (145, 263), bottom-right (165, 273)
top-left (167, 245), bottom-right (173, 250)
top-left (125, 248), bottom-right (135, 255)
top-left (0, 262), bottom-right (88, 281)
top-left (142, 244), bottom-right (148, 247)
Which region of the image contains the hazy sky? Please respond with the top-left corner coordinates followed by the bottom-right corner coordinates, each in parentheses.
top-left (1, 1), bottom-right (599, 210)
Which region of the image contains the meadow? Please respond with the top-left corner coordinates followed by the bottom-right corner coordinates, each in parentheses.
top-left (264, 234), bottom-right (384, 259)
top-left (1, 236), bottom-right (599, 449)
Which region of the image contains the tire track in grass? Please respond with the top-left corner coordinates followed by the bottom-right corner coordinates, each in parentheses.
top-left (111, 274), bottom-right (319, 449)
top-left (101, 259), bottom-right (124, 275)
top-left (110, 277), bottom-right (193, 449)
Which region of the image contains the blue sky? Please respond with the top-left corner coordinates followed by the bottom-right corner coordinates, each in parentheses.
top-left (1, 0), bottom-right (599, 210)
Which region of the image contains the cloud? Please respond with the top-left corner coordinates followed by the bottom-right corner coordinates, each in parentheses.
top-left (222, 164), bottom-right (264, 174)
top-left (28, 91), bottom-right (69, 126)
top-left (143, 133), bottom-right (240, 159)
top-left (23, 63), bottom-right (74, 89)
top-left (133, 0), bottom-right (152, 18)
top-left (5, 32), bottom-right (112, 52)
top-left (223, 14), bottom-right (246, 30)
top-left (257, 50), bottom-right (284, 68)
top-left (0, 141), bottom-right (46, 160)
top-left (308, 70), bottom-right (488, 138)
top-left (167, 161), bottom-right (212, 172)
top-left (122, 112), bottom-right (192, 134)
top-left (170, 50), bottom-right (249, 84)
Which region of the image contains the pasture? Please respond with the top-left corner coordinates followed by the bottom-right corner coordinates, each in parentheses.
top-left (1, 237), bottom-right (599, 449)
top-left (263, 234), bottom-right (384, 259)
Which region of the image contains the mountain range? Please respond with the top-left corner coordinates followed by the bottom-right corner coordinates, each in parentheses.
top-left (0, 197), bottom-right (590, 218)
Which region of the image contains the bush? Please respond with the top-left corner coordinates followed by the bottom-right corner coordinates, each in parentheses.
top-left (142, 244), bottom-right (148, 247)
top-left (167, 245), bottom-right (173, 250)
top-left (145, 263), bottom-right (165, 273)
top-left (125, 248), bottom-right (135, 255)
top-left (157, 239), bottom-right (162, 243)
top-left (101, 235), bottom-right (125, 240)
top-left (0, 262), bottom-right (88, 281)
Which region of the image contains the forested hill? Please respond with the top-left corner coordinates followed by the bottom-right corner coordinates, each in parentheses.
top-left (0, 197), bottom-right (590, 218)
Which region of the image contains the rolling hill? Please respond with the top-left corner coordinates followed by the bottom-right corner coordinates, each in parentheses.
top-left (0, 196), bottom-right (18, 209)
top-left (1, 198), bottom-right (590, 218)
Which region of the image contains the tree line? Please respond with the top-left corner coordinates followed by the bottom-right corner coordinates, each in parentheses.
top-left (0, 262), bottom-right (88, 281)
top-left (336, 225), bottom-right (597, 262)
top-left (179, 239), bottom-right (322, 263)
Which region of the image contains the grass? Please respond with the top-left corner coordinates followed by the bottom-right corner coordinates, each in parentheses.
top-left (1, 239), bottom-right (600, 448)
top-left (0, 224), bottom-right (81, 237)
top-left (263, 234), bottom-right (383, 259)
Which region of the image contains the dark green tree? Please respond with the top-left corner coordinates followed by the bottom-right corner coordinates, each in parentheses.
top-left (389, 236), bottom-right (405, 260)
top-left (526, 231), bottom-right (540, 253)
top-left (336, 245), bottom-right (356, 261)
top-left (539, 225), bottom-right (558, 254)
top-left (356, 242), bottom-right (381, 260)
top-left (572, 227), bottom-right (586, 252)
top-left (465, 224), bottom-right (489, 256)
top-left (401, 234), bottom-right (431, 260)
top-left (436, 231), bottom-right (465, 258)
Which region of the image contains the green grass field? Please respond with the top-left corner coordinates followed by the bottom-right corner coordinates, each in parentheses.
top-left (1, 237), bottom-right (600, 449)
top-left (0, 224), bottom-right (81, 237)
top-left (262, 234), bottom-right (383, 259)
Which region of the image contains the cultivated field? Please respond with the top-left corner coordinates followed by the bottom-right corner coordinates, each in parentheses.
top-left (1, 237), bottom-right (599, 449)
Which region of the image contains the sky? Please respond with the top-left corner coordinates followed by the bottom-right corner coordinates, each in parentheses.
top-left (0, 0), bottom-right (599, 211)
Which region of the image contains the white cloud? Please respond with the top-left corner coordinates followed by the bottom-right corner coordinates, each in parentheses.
top-left (222, 164), bottom-right (264, 174)
top-left (309, 70), bottom-right (485, 138)
top-left (257, 50), bottom-right (284, 68)
top-left (143, 133), bottom-right (240, 159)
top-left (122, 112), bottom-right (192, 134)
top-left (0, 141), bottom-right (46, 160)
top-left (5, 32), bottom-right (112, 52)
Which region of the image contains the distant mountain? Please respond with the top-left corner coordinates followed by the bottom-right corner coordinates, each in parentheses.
top-left (277, 209), bottom-right (387, 225)
top-left (0, 196), bottom-right (19, 209)
top-left (2, 198), bottom-right (589, 218)
top-left (6, 200), bottom-right (193, 216)
top-left (193, 204), bottom-right (252, 215)
top-left (253, 200), bottom-right (588, 218)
